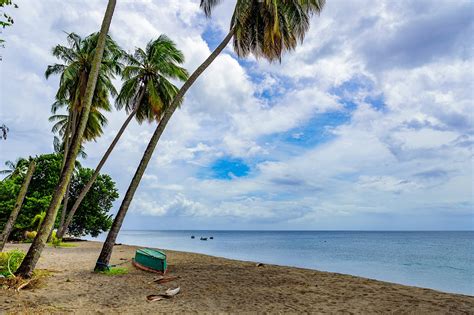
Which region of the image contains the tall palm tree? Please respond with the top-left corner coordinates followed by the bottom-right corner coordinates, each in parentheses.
top-left (56, 36), bottom-right (188, 239)
top-left (44, 31), bottom-right (122, 243)
top-left (95, 0), bottom-right (326, 270)
top-left (45, 31), bottom-right (122, 165)
top-left (16, 0), bottom-right (118, 278)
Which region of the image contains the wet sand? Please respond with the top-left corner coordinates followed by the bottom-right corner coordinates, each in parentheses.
top-left (1, 241), bottom-right (473, 314)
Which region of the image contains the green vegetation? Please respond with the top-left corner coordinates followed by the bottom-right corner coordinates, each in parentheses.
top-left (0, 153), bottom-right (118, 242)
top-left (97, 266), bottom-right (128, 276)
top-left (48, 242), bottom-right (76, 248)
top-left (0, 249), bottom-right (25, 277)
top-left (0, 0), bottom-right (18, 52)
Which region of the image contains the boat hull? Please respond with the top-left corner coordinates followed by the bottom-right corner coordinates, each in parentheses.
top-left (134, 248), bottom-right (167, 273)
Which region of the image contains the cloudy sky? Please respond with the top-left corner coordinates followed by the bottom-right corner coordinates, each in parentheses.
top-left (0, 0), bottom-right (473, 230)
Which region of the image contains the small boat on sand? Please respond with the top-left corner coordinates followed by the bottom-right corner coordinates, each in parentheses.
top-left (132, 248), bottom-right (167, 274)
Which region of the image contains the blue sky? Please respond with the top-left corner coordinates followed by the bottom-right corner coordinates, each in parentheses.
top-left (0, 0), bottom-right (473, 230)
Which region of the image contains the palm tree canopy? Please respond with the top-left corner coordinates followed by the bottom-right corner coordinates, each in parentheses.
top-left (48, 105), bottom-right (108, 143)
top-left (116, 35), bottom-right (189, 124)
top-left (200, 0), bottom-right (325, 62)
top-left (53, 135), bottom-right (88, 160)
top-left (0, 158), bottom-right (29, 180)
top-left (45, 32), bottom-right (123, 142)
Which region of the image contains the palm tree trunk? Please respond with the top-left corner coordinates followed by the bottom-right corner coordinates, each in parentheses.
top-left (95, 30), bottom-right (234, 271)
top-left (15, 0), bottom-right (117, 278)
top-left (55, 181), bottom-right (71, 239)
top-left (61, 117), bottom-right (72, 170)
top-left (57, 104), bottom-right (141, 239)
top-left (0, 160), bottom-right (36, 251)
top-left (57, 115), bottom-right (73, 231)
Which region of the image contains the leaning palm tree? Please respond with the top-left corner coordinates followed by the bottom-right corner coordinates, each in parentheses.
top-left (0, 159), bottom-right (36, 251)
top-left (53, 135), bottom-right (85, 234)
top-left (95, 0), bottom-right (325, 270)
top-left (16, 0), bottom-right (118, 278)
top-left (56, 36), bottom-right (188, 239)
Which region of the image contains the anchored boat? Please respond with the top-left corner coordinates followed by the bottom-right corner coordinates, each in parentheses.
top-left (132, 248), bottom-right (167, 274)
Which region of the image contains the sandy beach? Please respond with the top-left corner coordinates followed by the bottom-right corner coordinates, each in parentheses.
top-left (1, 241), bottom-right (473, 314)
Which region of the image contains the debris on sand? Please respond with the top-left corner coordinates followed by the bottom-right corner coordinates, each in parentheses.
top-left (146, 287), bottom-right (181, 302)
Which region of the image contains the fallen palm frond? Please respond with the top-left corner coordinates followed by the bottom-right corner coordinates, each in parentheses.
top-left (146, 286), bottom-right (180, 302)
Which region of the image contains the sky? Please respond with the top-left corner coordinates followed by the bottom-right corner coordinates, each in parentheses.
top-left (0, 0), bottom-right (473, 231)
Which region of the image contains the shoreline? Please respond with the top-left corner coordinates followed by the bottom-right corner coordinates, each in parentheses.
top-left (2, 241), bottom-right (473, 313)
top-left (89, 231), bottom-right (474, 297)
top-left (107, 241), bottom-right (470, 297)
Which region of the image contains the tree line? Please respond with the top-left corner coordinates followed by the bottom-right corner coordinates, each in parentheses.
top-left (0, 154), bottom-right (118, 250)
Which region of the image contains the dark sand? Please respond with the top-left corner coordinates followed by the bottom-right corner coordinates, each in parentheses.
top-left (1, 241), bottom-right (473, 314)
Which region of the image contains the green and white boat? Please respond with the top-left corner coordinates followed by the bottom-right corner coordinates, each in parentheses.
top-left (133, 248), bottom-right (167, 274)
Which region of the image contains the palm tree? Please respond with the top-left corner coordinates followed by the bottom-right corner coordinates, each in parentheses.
top-left (95, 0), bottom-right (326, 270)
top-left (53, 135), bottom-right (87, 160)
top-left (0, 159), bottom-right (36, 251)
top-left (0, 158), bottom-right (28, 180)
top-left (52, 136), bottom-right (85, 235)
top-left (44, 31), bottom-right (122, 243)
top-left (56, 36), bottom-right (188, 239)
top-left (44, 31), bottom-right (122, 242)
top-left (16, 0), bottom-right (118, 278)
top-left (45, 31), bottom-right (122, 165)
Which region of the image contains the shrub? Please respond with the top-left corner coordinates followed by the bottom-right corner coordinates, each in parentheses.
top-left (0, 249), bottom-right (25, 277)
top-left (50, 230), bottom-right (61, 246)
top-left (25, 230), bottom-right (36, 240)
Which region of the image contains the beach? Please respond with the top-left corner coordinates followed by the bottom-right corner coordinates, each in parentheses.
top-left (1, 241), bottom-right (473, 314)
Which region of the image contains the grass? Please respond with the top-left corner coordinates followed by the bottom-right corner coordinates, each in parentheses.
top-left (47, 242), bottom-right (77, 248)
top-left (97, 267), bottom-right (128, 276)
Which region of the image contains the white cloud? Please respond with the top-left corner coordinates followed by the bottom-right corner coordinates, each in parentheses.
top-left (1, 0), bottom-right (472, 230)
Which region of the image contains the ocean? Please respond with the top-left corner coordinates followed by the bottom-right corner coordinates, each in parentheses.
top-left (90, 230), bottom-right (474, 295)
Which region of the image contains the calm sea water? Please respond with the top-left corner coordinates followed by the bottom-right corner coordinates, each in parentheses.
top-left (90, 231), bottom-right (474, 295)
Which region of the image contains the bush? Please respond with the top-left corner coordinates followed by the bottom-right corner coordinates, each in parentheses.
top-left (25, 230), bottom-right (36, 240)
top-left (50, 230), bottom-right (60, 246)
top-left (0, 249), bottom-right (25, 277)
